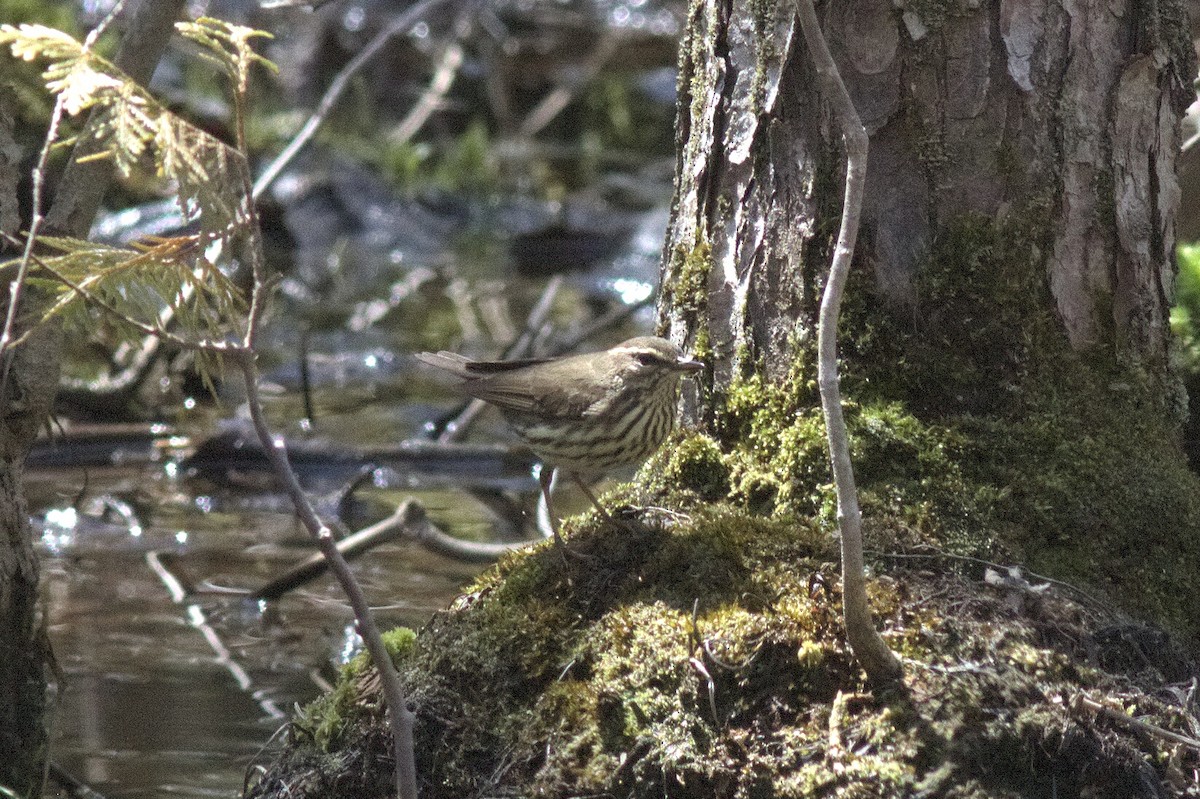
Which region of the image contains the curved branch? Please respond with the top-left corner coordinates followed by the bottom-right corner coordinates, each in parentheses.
top-left (794, 0), bottom-right (902, 685)
top-left (235, 351), bottom-right (419, 799)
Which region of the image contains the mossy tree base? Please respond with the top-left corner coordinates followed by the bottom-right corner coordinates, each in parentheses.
top-left (241, 0), bottom-right (1200, 790)
top-left (244, 499), bottom-right (1199, 799)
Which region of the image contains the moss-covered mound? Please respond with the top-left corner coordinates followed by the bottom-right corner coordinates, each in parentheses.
top-left (244, 504), bottom-right (1198, 798)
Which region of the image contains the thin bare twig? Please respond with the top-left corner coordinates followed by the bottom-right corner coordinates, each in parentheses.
top-left (554, 294), bottom-right (653, 354)
top-left (517, 30), bottom-right (621, 139)
top-left (229, 33), bottom-right (419, 792)
top-left (794, 0), bottom-right (902, 684)
top-left (387, 8), bottom-right (473, 146)
top-left (236, 351), bottom-right (419, 799)
top-left (253, 499), bottom-right (442, 600)
top-left (1079, 695), bottom-right (1200, 751)
top-left (869, 547), bottom-right (1115, 614)
top-left (251, 0), bottom-right (458, 200)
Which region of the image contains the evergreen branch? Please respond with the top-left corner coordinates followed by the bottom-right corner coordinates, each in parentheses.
top-left (0, 22), bottom-right (257, 250)
top-left (2, 234), bottom-right (231, 354)
top-left (6, 233), bottom-right (244, 366)
top-left (176, 18), bottom-right (276, 96)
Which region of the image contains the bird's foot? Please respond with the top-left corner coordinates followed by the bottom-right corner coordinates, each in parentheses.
top-left (552, 529), bottom-right (595, 563)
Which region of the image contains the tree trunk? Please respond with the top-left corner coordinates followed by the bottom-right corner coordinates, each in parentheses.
top-left (0, 1), bottom-right (185, 792)
top-left (662, 0), bottom-right (1198, 629)
top-left (0, 290), bottom-right (60, 798)
top-left (0, 86), bottom-right (63, 799)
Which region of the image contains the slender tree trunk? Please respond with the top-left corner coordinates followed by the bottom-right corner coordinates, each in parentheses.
top-left (0, 293), bottom-right (59, 798)
top-left (662, 0), bottom-right (1197, 625)
top-left (0, 86), bottom-right (63, 799)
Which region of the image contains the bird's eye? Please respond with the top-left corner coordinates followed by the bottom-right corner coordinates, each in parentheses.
top-left (634, 352), bottom-right (657, 366)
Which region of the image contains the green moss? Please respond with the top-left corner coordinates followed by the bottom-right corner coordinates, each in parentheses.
top-left (648, 202), bottom-right (1200, 643)
top-left (251, 497), bottom-right (1198, 799)
top-left (251, 40), bottom-right (1200, 792)
top-left (665, 238), bottom-right (712, 317)
top-left (659, 433), bottom-right (731, 500)
top-left (379, 627), bottom-right (417, 660)
top-left (289, 627), bottom-right (418, 752)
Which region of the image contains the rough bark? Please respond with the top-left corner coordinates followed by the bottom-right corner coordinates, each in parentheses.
top-left (0, 1), bottom-right (186, 793)
top-left (0, 87), bottom-right (62, 799)
top-left (663, 0), bottom-right (1192, 390)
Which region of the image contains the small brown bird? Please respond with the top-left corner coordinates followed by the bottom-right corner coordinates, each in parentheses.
top-left (416, 336), bottom-right (704, 549)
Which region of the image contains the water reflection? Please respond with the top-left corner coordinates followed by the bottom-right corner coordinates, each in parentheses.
top-left (31, 467), bottom-right (485, 797)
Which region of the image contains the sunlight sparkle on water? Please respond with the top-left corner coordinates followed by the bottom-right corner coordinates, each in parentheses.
top-left (342, 4), bottom-right (366, 31)
top-left (45, 507), bottom-right (77, 530)
top-left (339, 624), bottom-right (364, 664)
top-left (612, 278), bottom-right (653, 305)
top-left (41, 507), bottom-right (77, 554)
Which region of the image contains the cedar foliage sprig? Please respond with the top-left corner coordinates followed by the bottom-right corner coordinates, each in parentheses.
top-left (0, 19), bottom-right (275, 379)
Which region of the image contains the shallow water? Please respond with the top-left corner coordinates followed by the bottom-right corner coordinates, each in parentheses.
top-left (29, 460), bottom-right (489, 797)
top-left (29, 221), bottom-right (660, 797)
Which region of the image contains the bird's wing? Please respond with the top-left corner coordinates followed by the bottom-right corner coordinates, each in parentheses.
top-left (414, 351), bottom-right (552, 380)
top-left (454, 357), bottom-right (554, 374)
top-left (461, 382), bottom-right (544, 413)
top-left (417, 350), bottom-right (621, 418)
top-left (470, 358), bottom-right (617, 418)
top-left (415, 351), bottom-right (561, 413)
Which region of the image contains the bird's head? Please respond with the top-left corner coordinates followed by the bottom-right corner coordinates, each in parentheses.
top-left (610, 337), bottom-right (704, 388)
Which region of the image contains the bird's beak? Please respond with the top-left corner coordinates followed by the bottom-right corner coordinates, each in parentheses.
top-left (675, 355), bottom-right (705, 373)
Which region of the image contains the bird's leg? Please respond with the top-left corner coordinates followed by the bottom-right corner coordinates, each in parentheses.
top-left (538, 465), bottom-right (579, 562)
top-left (538, 466), bottom-right (564, 546)
top-left (569, 473), bottom-right (616, 524)
top-left (539, 467), bottom-right (595, 562)
top-left (570, 473), bottom-right (648, 532)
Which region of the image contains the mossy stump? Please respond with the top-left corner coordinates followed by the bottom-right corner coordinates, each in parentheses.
top-left (244, 490), bottom-right (1199, 798)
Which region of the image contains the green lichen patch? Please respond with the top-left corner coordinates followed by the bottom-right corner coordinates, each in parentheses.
top-left (663, 238), bottom-right (712, 318)
top-left (244, 512), bottom-right (1200, 799)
